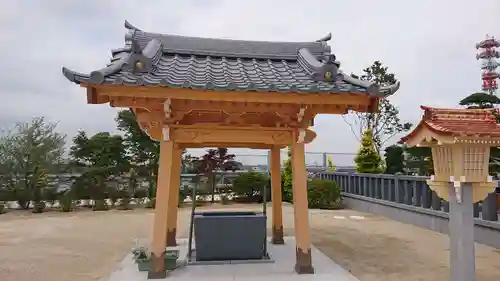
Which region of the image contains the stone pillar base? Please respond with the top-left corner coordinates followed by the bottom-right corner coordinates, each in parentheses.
top-left (166, 228), bottom-right (177, 247)
top-left (271, 226), bottom-right (285, 244)
top-left (147, 253), bottom-right (166, 279)
top-left (294, 247), bottom-right (314, 274)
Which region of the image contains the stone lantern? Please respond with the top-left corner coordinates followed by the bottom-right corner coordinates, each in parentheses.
top-left (402, 106), bottom-right (500, 281)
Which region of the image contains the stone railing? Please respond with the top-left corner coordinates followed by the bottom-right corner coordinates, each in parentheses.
top-left (317, 172), bottom-right (500, 248)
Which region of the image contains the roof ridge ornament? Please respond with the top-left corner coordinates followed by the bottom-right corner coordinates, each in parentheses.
top-left (124, 20), bottom-right (142, 31)
top-left (315, 33), bottom-right (332, 42)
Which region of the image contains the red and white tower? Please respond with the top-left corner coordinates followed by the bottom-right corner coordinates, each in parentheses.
top-left (476, 35), bottom-right (500, 94)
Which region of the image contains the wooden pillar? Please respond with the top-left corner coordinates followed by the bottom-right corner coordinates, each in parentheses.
top-left (166, 145), bottom-right (182, 246)
top-left (291, 133), bottom-right (314, 274)
top-left (148, 140), bottom-right (174, 279)
top-left (270, 146), bottom-right (284, 244)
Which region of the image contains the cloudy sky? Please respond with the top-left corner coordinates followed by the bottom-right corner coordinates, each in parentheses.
top-left (1, 0), bottom-right (500, 165)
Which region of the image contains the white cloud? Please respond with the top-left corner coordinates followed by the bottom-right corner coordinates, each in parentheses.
top-left (1, 0), bottom-right (499, 165)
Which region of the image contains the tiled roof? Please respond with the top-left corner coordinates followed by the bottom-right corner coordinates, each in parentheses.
top-left (402, 106), bottom-right (500, 141)
top-left (62, 21), bottom-right (400, 97)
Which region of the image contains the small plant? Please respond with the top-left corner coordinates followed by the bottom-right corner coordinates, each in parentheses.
top-left (131, 240), bottom-right (180, 272)
top-left (43, 186), bottom-right (59, 208)
top-left (132, 246), bottom-right (149, 262)
top-left (146, 198), bottom-right (156, 209)
top-left (32, 201), bottom-right (46, 213)
top-left (220, 195), bottom-right (230, 205)
top-left (59, 191), bottom-right (75, 212)
top-left (118, 198), bottom-right (132, 210)
top-left (0, 201), bottom-right (5, 214)
top-left (117, 188), bottom-right (133, 210)
top-left (178, 188), bottom-right (188, 206)
top-left (107, 186), bottom-right (120, 208)
top-left (327, 156), bottom-right (336, 172)
top-left (92, 199), bottom-right (108, 211)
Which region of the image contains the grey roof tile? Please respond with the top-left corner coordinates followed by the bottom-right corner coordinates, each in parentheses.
top-left (62, 21), bottom-right (400, 97)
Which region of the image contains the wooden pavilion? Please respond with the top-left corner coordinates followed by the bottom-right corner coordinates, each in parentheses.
top-left (62, 21), bottom-right (400, 278)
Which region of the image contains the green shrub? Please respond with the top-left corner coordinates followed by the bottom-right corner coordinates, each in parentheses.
top-left (133, 188), bottom-right (148, 203)
top-left (107, 186), bottom-right (120, 207)
top-left (32, 201), bottom-right (46, 213)
top-left (354, 129), bottom-right (382, 173)
top-left (117, 198), bottom-right (132, 210)
top-left (220, 195), bottom-right (231, 205)
top-left (178, 188), bottom-right (188, 206)
top-left (233, 171), bottom-right (268, 198)
top-left (43, 187), bottom-right (59, 208)
top-left (233, 196), bottom-right (261, 203)
top-left (282, 147), bottom-right (293, 202)
top-left (0, 201), bottom-right (5, 214)
top-left (307, 179), bottom-right (341, 209)
top-left (193, 195), bottom-right (209, 206)
top-left (59, 191), bottom-right (75, 212)
top-left (92, 199), bottom-right (108, 211)
top-left (146, 198), bottom-right (156, 209)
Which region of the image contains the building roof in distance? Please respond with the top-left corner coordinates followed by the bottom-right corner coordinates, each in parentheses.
top-left (62, 21), bottom-right (400, 97)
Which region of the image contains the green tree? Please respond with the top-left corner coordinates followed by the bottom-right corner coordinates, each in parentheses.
top-left (344, 61), bottom-right (412, 152)
top-left (182, 150), bottom-right (199, 173)
top-left (69, 131), bottom-right (129, 208)
top-left (354, 129), bottom-right (382, 173)
top-left (115, 110), bottom-right (197, 197)
top-left (282, 147), bottom-right (293, 202)
top-left (459, 92), bottom-right (500, 109)
top-left (384, 144), bottom-right (404, 174)
top-left (327, 156), bottom-right (336, 172)
top-left (116, 110), bottom-right (159, 198)
top-left (404, 145), bottom-right (434, 176)
top-left (0, 117), bottom-right (66, 210)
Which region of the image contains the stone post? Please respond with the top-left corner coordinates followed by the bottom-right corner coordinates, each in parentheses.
top-left (448, 182), bottom-right (475, 281)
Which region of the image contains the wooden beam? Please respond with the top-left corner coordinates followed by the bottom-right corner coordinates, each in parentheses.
top-left (87, 84), bottom-right (372, 106)
top-left (86, 87), bottom-right (98, 104)
top-left (146, 125), bottom-right (316, 146)
top-left (178, 142), bottom-right (287, 149)
top-left (170, 127), bottom-right (293, 145)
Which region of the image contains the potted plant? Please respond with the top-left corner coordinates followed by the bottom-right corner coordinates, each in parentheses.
top-left (132, 244), bottom-right (180, 272)
top-left (132, 246), bottom-right (150, 271)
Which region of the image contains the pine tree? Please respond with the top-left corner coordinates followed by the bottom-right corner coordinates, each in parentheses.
top-left (327, 156), bottom-right (336, 172)
top-left (354, 129), bottom-right (382, 173)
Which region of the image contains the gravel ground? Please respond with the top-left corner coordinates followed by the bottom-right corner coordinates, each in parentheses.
top-left (0, 204), bottom-right (499, 281)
